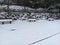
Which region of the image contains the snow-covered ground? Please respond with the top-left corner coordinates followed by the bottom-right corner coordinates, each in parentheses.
top-left (0, 5), bottom-right (44, 11)
top-left (0, 5), bottom-right (31, 10)
top-left (0, 20), bottom-right (60, 45)
top-left (9, 5), bottom-right (24, 10)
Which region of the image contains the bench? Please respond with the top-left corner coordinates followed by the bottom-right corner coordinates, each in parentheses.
top-left (27, 19), bottom-right (36, 22)
top-left (0, 19), bottom-right (13, 24)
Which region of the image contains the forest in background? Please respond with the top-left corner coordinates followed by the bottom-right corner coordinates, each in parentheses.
top-left (0, 0), bottom-right (60, 9)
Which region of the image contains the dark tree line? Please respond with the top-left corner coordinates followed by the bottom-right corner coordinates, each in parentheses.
top-left (13, 0), bottom-right (60, 8)
top-left (0, 0), bottom-right (60, 8)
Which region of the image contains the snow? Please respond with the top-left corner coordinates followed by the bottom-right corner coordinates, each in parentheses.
top-left (0, 20), bottom-right (60, 45)
top-left (28, 18), bottom-right (36, 20)
top-left (0, 5), bottom-right (7, 9)
top-left (0, 5), bottom-right (24, 10)
top-left (9, 5), bottom-right (24, 10)
top-left (0, 5), bottom-right (44, 11)
top-left (0, 19), bottom-right (12, 22)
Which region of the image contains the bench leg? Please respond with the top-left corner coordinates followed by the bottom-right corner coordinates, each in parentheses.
top-left (2, 22), bottom-right (4, 24)
top-left (10, 21), bottom-right (12, 24)
top-left (34, 20), bottom-right (36, 22)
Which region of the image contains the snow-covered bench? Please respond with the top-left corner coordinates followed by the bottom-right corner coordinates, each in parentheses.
top-left (48, 18), bottom-right (54, 21)
top-left (27, 18), bottom-right (36, 22)
top-left (0, 19), bottom-right (13, 24)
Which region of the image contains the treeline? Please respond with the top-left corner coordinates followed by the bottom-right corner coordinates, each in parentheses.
top-left (0, 0), bottom-right (60, 8)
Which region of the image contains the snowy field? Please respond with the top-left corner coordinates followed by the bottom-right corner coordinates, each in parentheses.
top-left (0, 20), bottom-right (60, 45)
